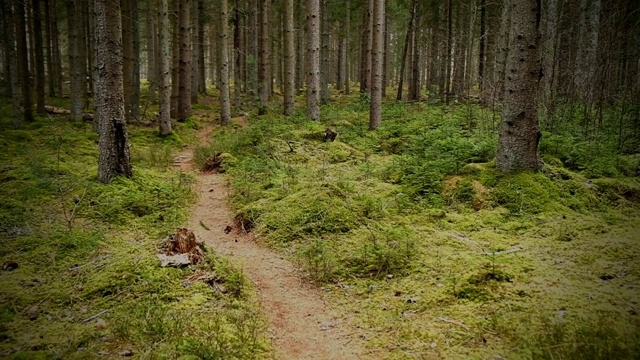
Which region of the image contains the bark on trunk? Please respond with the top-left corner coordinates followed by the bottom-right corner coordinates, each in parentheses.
top-left (95, 0), bottom-right (133, 183)
top-left (220, 0), bottom-right (231, 125)
top-left (4, 0), bottom-right (21, 126)
top-left (234, 0), bottom-right (242, 107)
top-left (170, 0), bottom-right (180, 118)
top-left (44, 0), bottom-right (55, 97)
top-left (51, 0), bottom-right (62, 97)
top-left (283, 0), bottom-right (295, 115)
top-left (177, 0), bottom-right (192, 121)
top-left (306, 0), bottom-right (320, 121)
top-left (122, 0), bottom-right (134, 120)
top-left (16, 0), bottom-right (34, 122)
top-left (320, 0), bottom-right (329, 104)
top-left (258, 0), bottom-right (271, 114)
top-left (190, 0), bottom-right (198, 104)
top-left (496, 0), bottom-right (542, 172)
top-left (396, 0), bottom-right (416, 101)
top-left (32, 0), bottom-right (45, 114)
top-left (158, 0), bottom-right (172, 136)
top-left (369, 0), bottom-right (384, 130)
top-left (198, 0), bottom-right (206, 94)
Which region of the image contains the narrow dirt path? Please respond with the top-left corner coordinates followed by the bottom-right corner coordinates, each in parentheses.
top-left (175, 124), bottom-right (364, 360)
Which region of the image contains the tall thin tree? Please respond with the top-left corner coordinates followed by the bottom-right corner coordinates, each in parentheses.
top-left (178, 0), bottom-right (192, 120)
top-left (158, 0), bottom-right (172, 136)
top-left (496, 0), bottom-right (542, 172)
top-left (283, 0), bottom-right (295, 115)
top-left (15, 0), bottom-right (34, 122)
top-left (32, 0), bottom-right (45, 114)
top-left (369, 0), bottom-right (384, 130)
top-left (220, 0), bottom-right (231, 125)
top-left (95, 0), bottom-right (133, 183)
top-left (306, 0), bottom-right (320, 121)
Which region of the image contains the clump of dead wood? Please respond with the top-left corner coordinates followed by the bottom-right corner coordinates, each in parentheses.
top-left (157, 228), bottom-right (206, 267)
top-left (202, 153), bottom-right (224, 173)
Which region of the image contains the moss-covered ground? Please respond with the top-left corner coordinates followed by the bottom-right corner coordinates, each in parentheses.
top-left (0, 100), bottom-right (270, 359)
top-left (198, 96), bottom-right (640, 359)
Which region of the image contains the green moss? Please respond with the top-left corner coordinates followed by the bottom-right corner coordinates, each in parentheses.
top-left (591, 178), bottom-right (640, 204)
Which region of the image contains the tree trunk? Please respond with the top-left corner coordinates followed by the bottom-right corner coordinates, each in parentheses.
top-left (234, 0), bottom-right (242, 107)
top-left (190, 0), bottom-right (198, 104)
top-left (452, 0), bottom-right (466, 97)
top-left (258, 0), bottom-right (271, 114)
top-left (4, 0), bottom-right (21, 126)
top-left (344, 0), bottom-right (350, 94)
top-left (444, 0), bottom-right (452, 104)
top-left (51, 0), bottom-right (62, 97)
top-left (132, 0), bottom-right (140, 119)
top-left (320, 0), bottom-right (329, 104)
top-left (122, 0), bottom-right (134, 120)
top-left (198, 0), bottom-right (206, 94)
top-left (479, 0), bottom-right (486, 95)
top-left (44, 0), bottom-right (55, 97)
top-left (295, 0), bottom-right (304, 94)
top-left (220, 0), bottom-right (231, 125)
top-left (16, 0), bottom-right (34, 122)
top-left (32, 0), bottom-right (45, 114)
top-left (496, 0), bottom-right (541, 172)
top-left (178, 0), bottom-right (192, 121)
top-left (170, 0), bottom-right (179, 118)
top-left (382, 11), bottom-right (389, 98)
top-left (427, 3), bottom-right (440, 96)
top-left (248, 0), bottom-right (258, 96)
top-left (283, 0), bottom-right (295, 115)
top-left (95, 0), bottom-right (133, 184)
top-left (369, 0), bottom-right (384, 130)
top-left (408, 4), bottom-right (421, 101)
top-left (494, 0), bottom-right (511, 101)
top-left (396, 0), bottom-right (416, 101)
top-left (158, 0), bottom-right (172, 136)
top-left (306, 0), bottom-right (320, 121)
top-left (147, 0), bottom-right (157, 104)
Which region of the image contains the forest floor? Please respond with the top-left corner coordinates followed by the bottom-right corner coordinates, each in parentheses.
top-left (2, 94), bottom-right (640, 359)
top-left (175, 121), bottom-right (364, 359)
top-left (192, 96), bottom-right (640, 359)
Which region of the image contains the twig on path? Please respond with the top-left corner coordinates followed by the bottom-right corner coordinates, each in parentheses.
top-left (199, 220), bottom-right (210, 231)
top-left (437, 317), bottom-right (469, 330)
top-left (483, 247), bottom-right (523, 256)
top-left (82, 309), bottom-right (110, 323)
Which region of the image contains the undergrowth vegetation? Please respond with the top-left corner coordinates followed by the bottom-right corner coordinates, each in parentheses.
top-left (198, 97), bottom-right (640, 359)
top-left (0, 103), bottom-right (269, 359)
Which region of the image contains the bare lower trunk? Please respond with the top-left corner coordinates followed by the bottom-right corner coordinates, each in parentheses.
top-left (170, 0), bottom-right (179, 118)
top-left (177, 0), bottom-right (192, 121)
top-left (158, 0), bottom-right (172, 136)
top-left (16, 0), bottom-right (34, 122)
top-left (234, 0), bottom-right (242, 107)
top-left (4, 1), bottom-right (21, 126)
top-left (496, 0), bottom-right (541, 172)
top-left (32, 0), bottom-right (46, 114)
top-left (344, 0), bottom-right (350, 95)
top-left (198, 0), bottom-right (206, 94)
top-left (369, 0), bottom-right (384, 130)
top-left (220, 0), bottom-right (231, 125)
top-left (122, 0), bottom-right (134, 120)
top-left (95, 0), bottom-right (133, 183)
top-left (190, 0), bottom-right (199, 104)
top-left (50, 0), bottom-right (62, 97)
top-left (283, 0), bottom-right (295, 115)
top-left (320, 0), bottom-right (329, 104)
top-left (258, 0), bottom-right (271, 114)
top-left (306, 0), bottom-right (320, 121)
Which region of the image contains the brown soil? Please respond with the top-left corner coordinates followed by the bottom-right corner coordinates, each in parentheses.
top-left (175, 123), bottom-right (364, 360)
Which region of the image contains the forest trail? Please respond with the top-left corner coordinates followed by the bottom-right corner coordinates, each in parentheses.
top-left (174, 123), bottom-right (364, 360)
